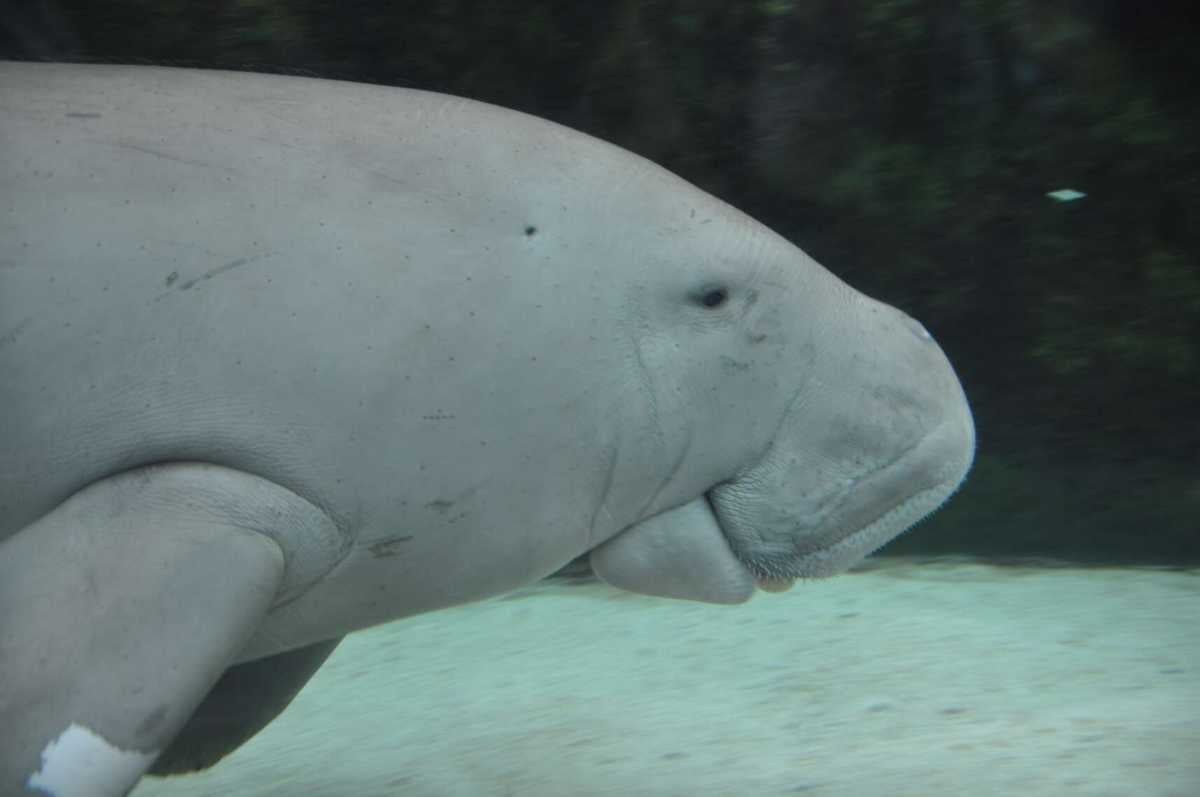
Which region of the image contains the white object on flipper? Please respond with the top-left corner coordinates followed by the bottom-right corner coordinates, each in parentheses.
top-left (27, 723), bottom-right (157, 797)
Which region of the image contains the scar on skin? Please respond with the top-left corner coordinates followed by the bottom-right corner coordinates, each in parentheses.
top-left (26, 722), bottom-right (157, 797)
top-left (366, 535), bottom-right (414, 558)
top-left (175, 257), bottom-right (249, 291)
top-left (153, 254), bottom-right (267, 302)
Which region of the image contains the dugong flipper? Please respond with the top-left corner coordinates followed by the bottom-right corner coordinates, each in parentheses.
top-left (0, 464), bottom-right (336, 794)
top-left (150, 638), bottom-right (342, 774)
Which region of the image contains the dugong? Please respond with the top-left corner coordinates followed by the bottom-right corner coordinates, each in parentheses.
top-left (0, 62), bottom-right (974, 795)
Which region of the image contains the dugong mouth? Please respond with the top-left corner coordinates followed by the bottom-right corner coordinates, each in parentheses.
top-left (582, 414), bottom-right (972, 605)
top-left (715, 420), bottom-right (975, 585)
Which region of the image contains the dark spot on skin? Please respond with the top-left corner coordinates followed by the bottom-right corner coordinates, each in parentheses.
top-left (0, 317), bottom-right (33, 350)
top-left (720, 355), bottom-right (750, 373)
top-left (65, 112), bottom-right (101, 119)
top-left (524, 225), bottom-right (537, 236)
top-left (426, 499), bottom-right (454, 513)
top-left (137, 705), bottom-right (169, 737)
top-left (662, 752), bottom-right (688, 760)
top-left (365, 536), bottom-right (413, 558)
top-left (165, 271), bottom-right (178, 287)
top-left (748, 332), bottom-right (767, 344)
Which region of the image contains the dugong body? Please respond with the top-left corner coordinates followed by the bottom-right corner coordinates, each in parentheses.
top-left (0, 62), bottom-right (974, 794)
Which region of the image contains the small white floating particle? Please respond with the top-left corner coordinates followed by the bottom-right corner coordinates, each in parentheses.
top-left (26, 723), bottom-right (157, 797)
top-left (1046, 188), bottom-right (1087, 202)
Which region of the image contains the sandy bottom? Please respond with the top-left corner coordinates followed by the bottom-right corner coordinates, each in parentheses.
top-left (133, 558), bottom-right (1199, 797)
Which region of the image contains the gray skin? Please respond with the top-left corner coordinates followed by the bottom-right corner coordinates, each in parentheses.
top-left (0, 62), bottom-right (975, 795)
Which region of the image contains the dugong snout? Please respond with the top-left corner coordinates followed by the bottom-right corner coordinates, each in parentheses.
top-left (709, 297), bottom-right (975, 584)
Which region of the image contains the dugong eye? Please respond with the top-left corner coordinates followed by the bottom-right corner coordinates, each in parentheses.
top-left (696, 285), bottom-right (730, 309)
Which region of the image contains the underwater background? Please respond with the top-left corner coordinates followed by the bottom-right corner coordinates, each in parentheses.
top-left (3, 2), bottom-right (1196, 794)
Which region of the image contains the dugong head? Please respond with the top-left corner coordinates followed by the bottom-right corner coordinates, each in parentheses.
top-left (581, 161), bottom-right (975, 602)
top-left (707, 288), bottom-right (975, 586)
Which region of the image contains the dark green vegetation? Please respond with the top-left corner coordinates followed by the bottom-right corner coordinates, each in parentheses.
top-left (3, 1), bottom-right (1196, 562)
